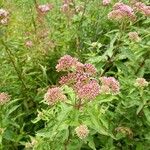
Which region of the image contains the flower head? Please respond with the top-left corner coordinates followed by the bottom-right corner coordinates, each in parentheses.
top-left (56, 55), bottom-right (79, 72)
top-left (128, 32), bottom-right (141, 42)
top-left (100, 85), bottom-right (111, 94)
top-left (135, 78), bottom-right (148, 87)
top-left (83, 64), bottom-right (97, 75)
top-left (0, 92), bottom-right (10, 105)
top-left (135, 2), bottom-right (150, 16)
top-left (0, 18), bottom-right (8, 25)
top-left (108, 10), bottom-right (126, 20)
top-left (75, 124), bottom-right (89, 139)
top-left (100, 77), bottom-right (120, 94)
top-left (0, 9), bottom-right (9, 18)
top-left (108, 2), bottom-right (136, 21)
top-left (103, 0), bottom-right (111, 6)
top-left (75, 72), bottom-right (90, 84)
top-left (113, 2), bottom-right (133, 14)
top-left (38, 4), bottom-right (53, 13)
top-left (60, 0), bottom-right (75, 15)
top-left (44, 87), bottom-right (66, 105)
top-left (59, 73), bottom-right (76, 85)
top-left (76, 80), bottom-right (100, 100)
top-left (0, 8), bottom-right (9, 25)
top-left (63, 0), bottom-right (72, 4)
top-left (57, 55), bottom-right (99, 101)
top-left (25, 40), bottom-right (33, 47)
top-left (61, 4), bottom-right (70, 13)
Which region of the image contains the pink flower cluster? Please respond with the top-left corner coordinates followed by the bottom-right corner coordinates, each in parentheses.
top-left (103, 0), bottom-right (111, 6)
top-left (82, 63), bottom-right (97, 75)
top-left (75, 124), bottom-right (89, 139)
top-left (0, 92), bottom-right (10, 105)
top-left (44, 55), bottom-right (122, 107)
top-left (25, 40), bottom-right (33, 47)
top-left (61, 0), bottom-right (83, 15)
top-left (135, 2), bottom-right (150, 16)
top-left (128, 32), bottom-right (141, 42)
top-left (135, 78), bottom-right (148, 87)
top-left (59, 73), bottom-right (76, 85)
top-left (57, 55), bottom-right (100, 100)
top-left (108, 2), bottom-right (136, 21)
top-left (61, 1), bottom-right (70, 13)
top-left (76, 80), bottom-right (100, 100)
top-left (0, 8), bottom-right (9, 25)
top-left (56, 55), bottom-right (97, 74)
top-left (37, 4), bottom-right (53, 14)
top-left (100, 77), bottom-right (120, 94)
top-left (56, 55), bottom-right (79, 72)
top-left (60, 0), bottom-right (74, 15)
top-left (44, 87), bottom-right (66, 105)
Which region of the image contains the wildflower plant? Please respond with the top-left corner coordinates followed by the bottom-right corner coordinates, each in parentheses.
top-left (0, 0), bottom-right (150, 149)
top-left (31, 54), bottom-right (149, 149)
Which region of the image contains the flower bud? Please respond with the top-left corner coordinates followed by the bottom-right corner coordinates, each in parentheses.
top-left (75, 124), bottom-right (89, 139)
top-left (135, 78), bottom-right (148, 87)
top-left (44, 87), bottom-right (66, 105)
top-left (103, 0), bottom-right (111, 6)
top-left (128, 32), bottom-right (141, 42)
top-left (0, 92), bottom-right (10, 105)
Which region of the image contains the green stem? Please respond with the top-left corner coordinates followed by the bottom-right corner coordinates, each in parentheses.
top-left (77, 0), bottom-right (90, 29)
top-left (1, 40), bottom-right (28, 91)
top-left (135, 59), bottom-right (145, 75)
top-left (1, 40), bottom-right (29, 112)
top-left (75, 0), bottom-right (90, 51)
top-left (64, 126), bottom-right (71, 150)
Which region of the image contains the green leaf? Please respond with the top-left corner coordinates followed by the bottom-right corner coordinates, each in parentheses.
top-left (115, 61), bottom-right (129, 75)
top-left (104, 33), bottom-right (119, 57)
top-left (3, 129), bottom-right (16, 142)
top-left (87, 108), bottom-right (109, 136)
top-left (136, 103), bottom-right (144, 115)
top-left (143, 107), bottom-right (150, 124)
top-left (63, 85), bottom-right (76, 103)
top-left (6, 104), bottom-right (21, 117)
top-left (96, 95), bottom-right (118, 104)
top-left (87, 136), bottom-right (96, 150)
top-left (5, 98), bottom-right (21, 108)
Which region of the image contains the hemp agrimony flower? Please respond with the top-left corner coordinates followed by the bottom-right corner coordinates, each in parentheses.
top-left (135, 78), bottom-right (148, 87)
top-left (103, 0), bottom-right (111, 6)
top-left (37, 4), bottom-right (53, 14)
top-left (108, 2), bottom-right (136, 21)
top-left (75, 124), bottom-right (89, 139)
top-left (100, 77), bottom-right (120, 94)
top-left (56, 55), bottom-right (79, 72)
top-left (134, 2), bottom-right (150, 16)
top-left (0, 8), bottom-right (9, 25)
top-left (76, 80), bottom-right (100, 100)
top-left (0, 92), bottom-right (10, 105)
top-left (128, 32), bottom-right (141, 42)
top-left (44, 87), bottom-right (66, 105)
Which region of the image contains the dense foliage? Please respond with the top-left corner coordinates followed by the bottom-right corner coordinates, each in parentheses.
top-left (0, 0), bottom-right (150, 150)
